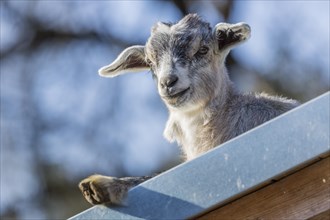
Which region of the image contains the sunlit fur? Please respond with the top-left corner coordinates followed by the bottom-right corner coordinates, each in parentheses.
top-left (143, 14), bottom-right (298, 160)
top-left (80, 14), bottom-right (299, 206)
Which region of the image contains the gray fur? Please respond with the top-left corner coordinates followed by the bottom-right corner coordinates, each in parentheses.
top-left (80, 14), bottom-right (299, 205)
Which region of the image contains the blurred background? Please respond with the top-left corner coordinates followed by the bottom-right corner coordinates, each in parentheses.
top-left (1, 0), bottom-right (329, 219)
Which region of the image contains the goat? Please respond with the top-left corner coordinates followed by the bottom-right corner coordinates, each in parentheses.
top-left (79, 14), bottom-right (299, 205)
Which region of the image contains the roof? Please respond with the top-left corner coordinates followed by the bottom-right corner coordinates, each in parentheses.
top-left (70, 92), bottom-right (330, 220)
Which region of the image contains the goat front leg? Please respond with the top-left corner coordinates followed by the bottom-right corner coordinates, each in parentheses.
top-left (79, 174), bottom-right (153, 205)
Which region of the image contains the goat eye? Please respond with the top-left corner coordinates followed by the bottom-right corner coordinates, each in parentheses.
top-left (146, 58), bottom-right (153, 66)
top-left (197, 46), bottom-right (209, 55)
top-left (146, 59), bottom-right (155, 71)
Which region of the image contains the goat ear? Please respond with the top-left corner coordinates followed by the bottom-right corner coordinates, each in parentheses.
top-left (98, 45), bottom-right (149, 77)
top-left (214, 22), bottom-right (251, 51)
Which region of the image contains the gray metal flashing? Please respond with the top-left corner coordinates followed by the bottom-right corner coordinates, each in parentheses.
top-left (70, 92), bottom-right (330, 220)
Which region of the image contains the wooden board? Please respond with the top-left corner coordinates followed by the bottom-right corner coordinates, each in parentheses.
top-left (199, 157), bottom-right (330, 220)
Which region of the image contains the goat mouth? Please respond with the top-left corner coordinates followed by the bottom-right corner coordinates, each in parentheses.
top-left (163, 87), bottom-right (190, 99)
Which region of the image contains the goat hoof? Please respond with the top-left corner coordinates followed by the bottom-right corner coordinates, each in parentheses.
top-left (79, 175), bottom-right (128, 205)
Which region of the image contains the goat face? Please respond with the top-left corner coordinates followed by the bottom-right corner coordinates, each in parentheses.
top-left (98, 14), bottom-right (250, 110)
top-left (145, 15), bottom-right (214, 109)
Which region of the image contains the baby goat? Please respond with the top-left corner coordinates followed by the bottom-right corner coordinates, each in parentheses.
top-left (79, 14), bottom-right (298, 205)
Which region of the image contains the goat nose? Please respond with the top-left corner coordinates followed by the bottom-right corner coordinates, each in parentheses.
top-left (161, 75), bottom-right (178, 88)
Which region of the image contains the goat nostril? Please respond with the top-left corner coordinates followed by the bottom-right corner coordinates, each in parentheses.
top-left (165, 75), bottom-right (178, 88)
